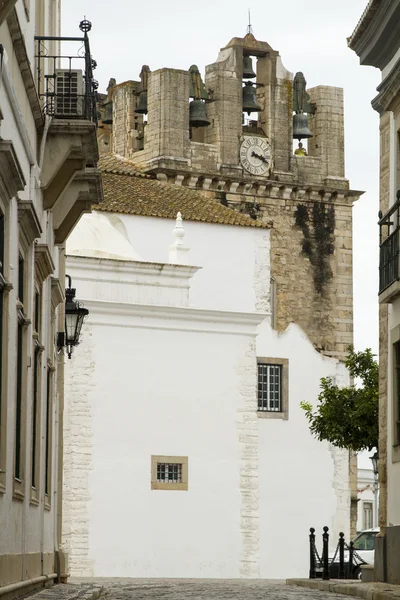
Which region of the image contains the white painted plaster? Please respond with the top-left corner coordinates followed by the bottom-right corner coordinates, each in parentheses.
top-left (67, 212), bottom-right (143, 261)
top-left (63, 210), bottom-right (351, 579)
top-left (99, 213), bottom-right (271, 314)
top-left (387, 300), bottom-right (400, 526)
top-left (257, 322), bottom-right (350, 578)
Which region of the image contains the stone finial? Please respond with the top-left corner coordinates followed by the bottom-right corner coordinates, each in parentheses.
top-left (169, 212), bottom-right (190, 265)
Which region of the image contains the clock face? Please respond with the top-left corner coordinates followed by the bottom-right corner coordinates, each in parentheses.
top-left (240, 137), bottom-right (270, 176)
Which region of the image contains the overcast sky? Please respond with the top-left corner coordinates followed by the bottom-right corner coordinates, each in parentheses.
top-left (63, 0), bottom-right (380, 356)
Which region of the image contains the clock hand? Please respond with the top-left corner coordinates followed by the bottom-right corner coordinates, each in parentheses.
top-left (251, 151), bottom-right (268, 164)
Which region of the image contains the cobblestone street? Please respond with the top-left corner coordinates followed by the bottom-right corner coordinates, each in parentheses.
top-left (88, 579), bottom-right (350, 600)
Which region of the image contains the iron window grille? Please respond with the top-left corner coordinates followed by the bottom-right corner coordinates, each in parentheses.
top-left (34, 19), bottom-right (98, 124)
top-left (157, 462), bottom-right (182, 484)
top-left (258, 363), bottom-right (282, 412)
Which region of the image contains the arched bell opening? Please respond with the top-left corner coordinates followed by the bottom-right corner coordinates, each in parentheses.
top-left (242, 54), bottom-right (264, 135)
top-left (292, 71), bottom-right (314, 158)
top-left (133, 65), bottom-right (151, 152)
top-left (189, 65), bottom-right (211, 142)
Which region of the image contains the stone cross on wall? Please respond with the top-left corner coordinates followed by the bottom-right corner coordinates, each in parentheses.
top-left (169, 212), bottom-right (190, 265)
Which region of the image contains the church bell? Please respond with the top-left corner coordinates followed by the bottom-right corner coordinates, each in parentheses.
top-left (135, 91), bottom-right (148, 115)
top-left (242, 82), bottom-right (261, 115)
top-left (243, 56), bottom-right (256, 79)
top-left (293, 113), bottom-right (313, 140)
top-left (102, 101), bottom-right (113, 124)
top-left (189, 99), bottom-right (210, 128)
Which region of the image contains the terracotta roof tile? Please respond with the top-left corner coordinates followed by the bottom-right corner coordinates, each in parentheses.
top-left (97, 154), bottom-right (270, 229)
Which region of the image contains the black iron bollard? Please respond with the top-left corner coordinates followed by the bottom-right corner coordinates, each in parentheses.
top-left (348, 541), bottom-right (354, 579)
top-left (338, 532), bottom-right (345, 579)
top-left (309, 527), bottom-right (316, 579)
top-left (322, 526), bottom-right (330, 581)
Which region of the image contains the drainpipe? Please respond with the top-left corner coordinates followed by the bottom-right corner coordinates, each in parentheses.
top-left (38, 114), bottom-right (52, 173)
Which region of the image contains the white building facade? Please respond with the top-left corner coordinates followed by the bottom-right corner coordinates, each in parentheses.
top-left (0, 0), bottom-right (102, 593)
top-left (62, 164), bottom-right (351, 579)
top-left (349, 0), bottom-right (400, 584)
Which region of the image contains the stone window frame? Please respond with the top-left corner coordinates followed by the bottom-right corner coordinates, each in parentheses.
top-left (390, 324), bottom-right (400, 463)
top-left (30, 277), bottom-right (44, 506)
top-left (13, 244), bottom-right (31, 502)
top-left (0, 202), bottom-right (11, 494)
top-left (44, 362), bottom-right (55, 510)
top-left (151, 455), bottom-right (188, 491)
top-left (257, 357), bottom-right (289, 421)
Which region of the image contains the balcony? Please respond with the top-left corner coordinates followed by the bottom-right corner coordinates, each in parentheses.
top-left (379, 191), bottom-right (400, 303)
top-left (33, 20), bottom-right (103, 244)
top-left (35, 19), bottom-right (98, 123)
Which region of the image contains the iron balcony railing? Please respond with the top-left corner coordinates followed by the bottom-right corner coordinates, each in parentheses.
top-left (34, 19), bottom-right (98, 124)
top-left (379, 191), bottom-right (400, 294)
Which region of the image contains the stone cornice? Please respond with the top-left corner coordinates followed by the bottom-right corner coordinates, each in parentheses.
top-left (17, 200), bottom-right (42, 245)
top-left (85, 299), bottom-right (269, 336)
top-left (67, 254), bottom-right (201, 279)
top-left (7, 9), bottom-right (43, 129)
top-left (35, 243), bottom-right (55, 283)
top-left (372, 57), bottom-right (400, 113)
top-left (348, 0), bottom-right (400, 69)
top-left (0, 0), bottom-right (17, 25)
top-left (0, 140), bottom-right (26, 201)
top-left (155, 169), bottom-right (362, 205)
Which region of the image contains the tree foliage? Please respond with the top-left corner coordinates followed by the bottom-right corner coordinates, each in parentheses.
top-left (300, 348), bottom-right (378, 452)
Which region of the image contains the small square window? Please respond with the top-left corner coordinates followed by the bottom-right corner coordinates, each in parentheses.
top-left (151, 455), bottom-right (188, 491)
top-left (257, 358), bottom-right (288, 420)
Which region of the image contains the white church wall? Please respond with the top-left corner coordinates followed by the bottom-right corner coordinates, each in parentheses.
top-left (116, 213), bottom-right (271, 314)
top-left (63, 302), bottom-right (264, 578)
top-left (63, 211), bottom-right (350, 579)
top-left (256, 322), bottom-right (350, 578)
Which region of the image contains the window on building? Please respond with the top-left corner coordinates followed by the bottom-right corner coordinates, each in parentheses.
top-left (44, 367), bottom-right (52, 501)
top-left (31, 347), bottom-right (40, 491)
top-left (151, 455), bottom-right (188, 491)
top-left (258, 363), bottom-right (282, 412)
top-left (0, 213), bottom-right (5, 489)
top-left (34, 289), bottom-right (41, 335)
top-left (18, 255), bottom-right (24, 304)
top-left (257, 358), bottom-right (289, 420)
top-left (157, 462), bottom-right (182, 483)
top-left (15, 316), bottom-right (23, 481)
top-left (363, 502), bottom-right (373, 531)
top-left (395, 341), bottom-right (400, 445)
top-left (31, 283), bottom-right (42, 502)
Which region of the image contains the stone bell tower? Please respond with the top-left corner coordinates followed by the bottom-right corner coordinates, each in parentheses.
top-left (98, 32), bottom-right (362, 362)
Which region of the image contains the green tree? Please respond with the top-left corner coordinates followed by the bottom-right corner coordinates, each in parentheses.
top-left (300, 347), bottom-right (378, 452)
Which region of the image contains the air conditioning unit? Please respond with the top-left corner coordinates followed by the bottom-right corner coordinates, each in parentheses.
top-left (55, 69), bottom-right (84, 117)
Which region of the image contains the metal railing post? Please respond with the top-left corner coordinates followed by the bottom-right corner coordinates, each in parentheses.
top-left (309, 527), bottom-right (316, 579)
top-left (322, 526), bottom-right (330, 581)
top-left (348, 541), bottom-right (354, 579)
top-left (338, 532), bottom-right (345, 579)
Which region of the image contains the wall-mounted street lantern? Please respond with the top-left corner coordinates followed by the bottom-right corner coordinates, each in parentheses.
top-left (57, 274), bottom-right (89, 359)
